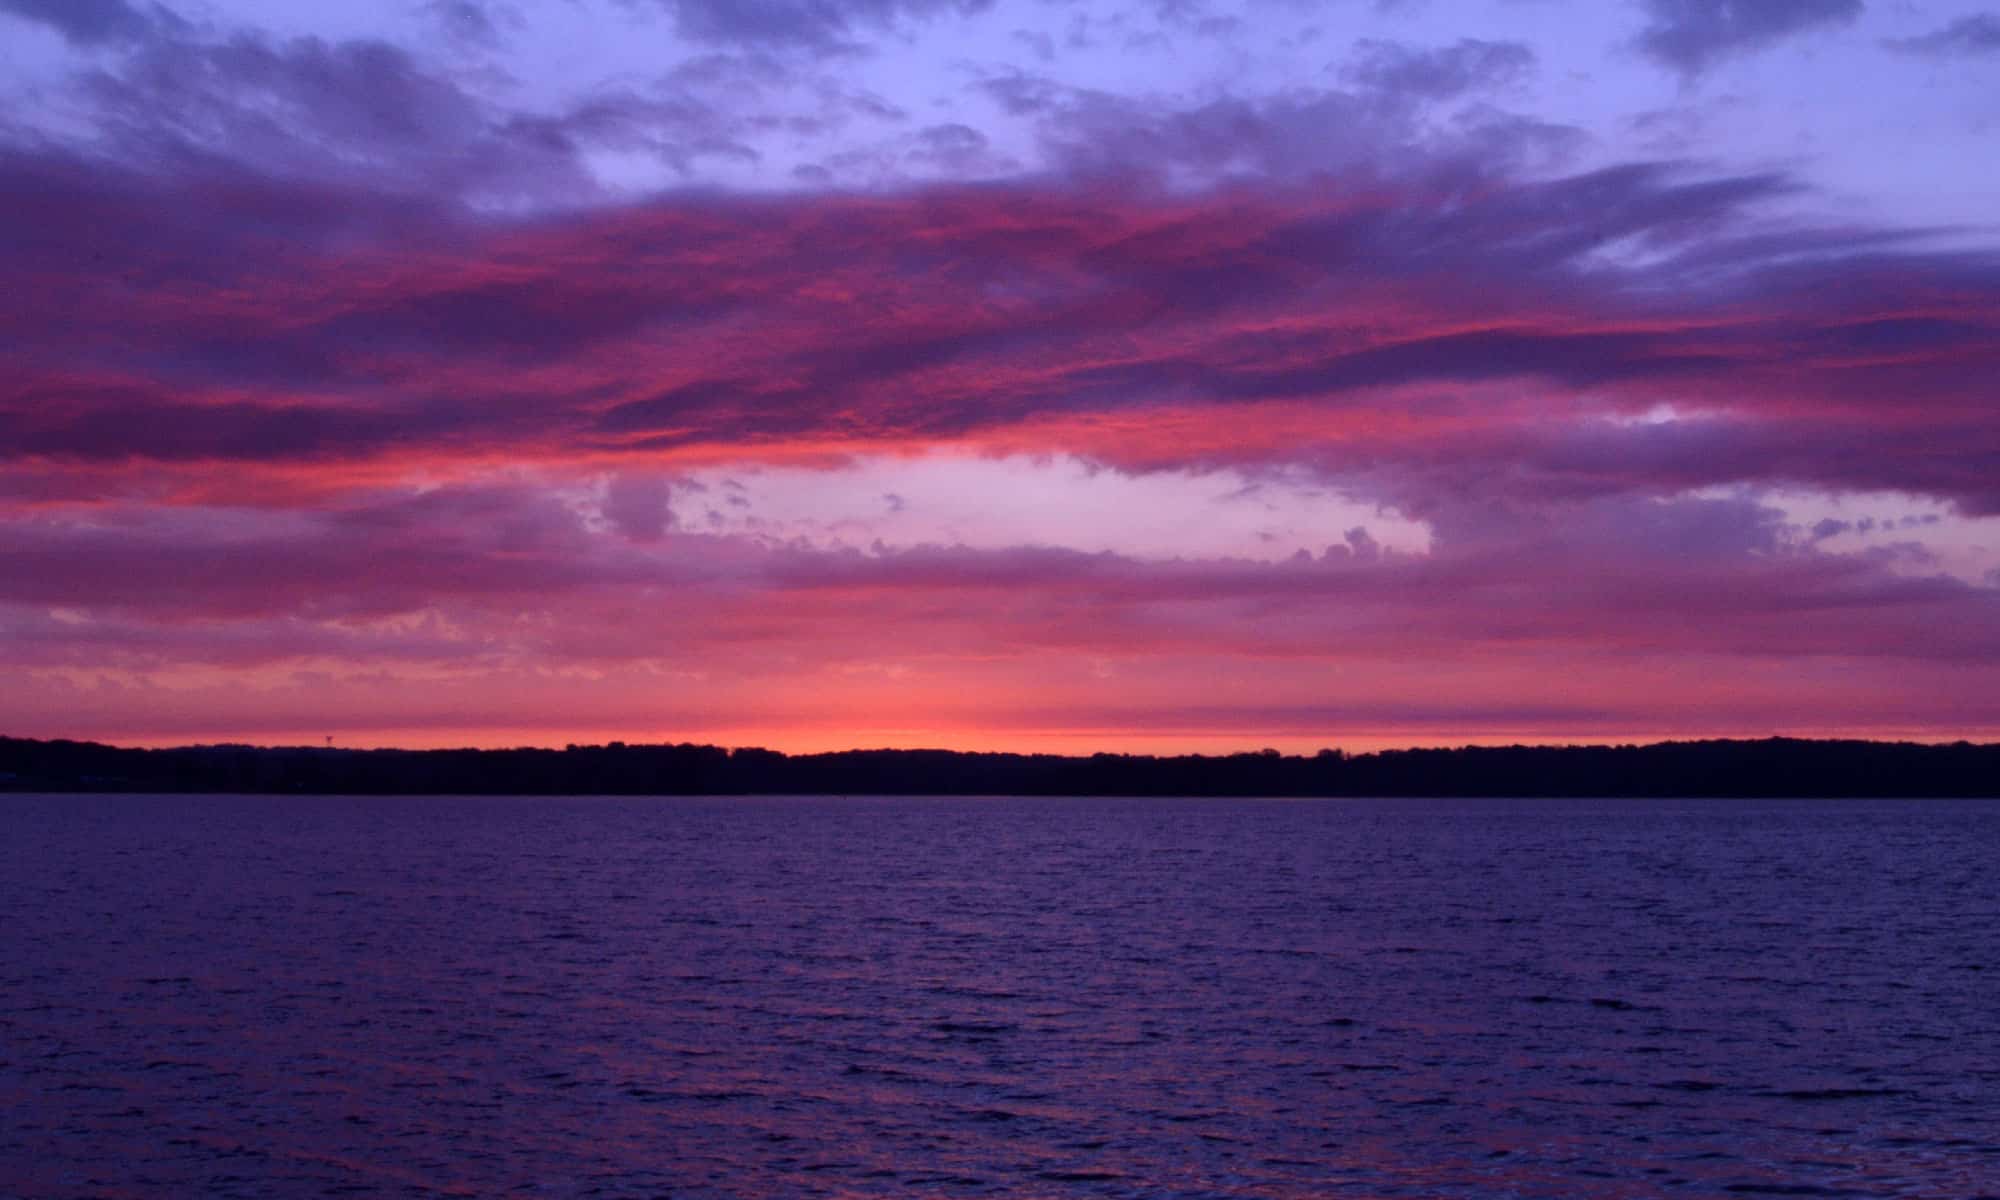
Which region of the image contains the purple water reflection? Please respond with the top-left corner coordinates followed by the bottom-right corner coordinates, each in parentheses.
top-left (3, 795), bottom-right (1997, 1197)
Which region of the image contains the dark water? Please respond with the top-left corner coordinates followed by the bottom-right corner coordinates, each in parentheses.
top-left (3, 795), bottom-right (1998, 1199)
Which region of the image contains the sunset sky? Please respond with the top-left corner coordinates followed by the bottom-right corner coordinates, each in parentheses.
top-left (3, 0), bottom-right (1998, 752)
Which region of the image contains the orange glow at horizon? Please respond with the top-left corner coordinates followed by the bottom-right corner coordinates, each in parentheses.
top-left (82, 721), bottom-right (2000, 758)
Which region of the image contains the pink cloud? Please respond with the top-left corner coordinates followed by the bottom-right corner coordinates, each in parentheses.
top-left (4, 113), bottom-right (1999, 747)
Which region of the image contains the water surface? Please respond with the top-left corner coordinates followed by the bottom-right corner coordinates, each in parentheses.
top-left (3, 794), bottom-right (1997, 1197)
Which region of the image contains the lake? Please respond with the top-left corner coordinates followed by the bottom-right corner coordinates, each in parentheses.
top-left (3, 794), bottom-right (1997, 1197)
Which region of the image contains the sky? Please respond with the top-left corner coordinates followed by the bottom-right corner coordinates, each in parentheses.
top-left (2, 0), bottom-right (1998, 753)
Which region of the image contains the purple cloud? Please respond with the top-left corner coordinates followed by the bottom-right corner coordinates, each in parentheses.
top-left (649, 0), bottom-right (995, 49)
top-left (1342, 38), bottom-right (1538, 100)
top-left (3, 0), bottom-right (1998, 749)
top-left (1886, 12), bottom-right (2000, 56)
top-left (424, 0), bottom-right (522, 48)
top-left (602, 474), bottom-right (676, 542)
top-left (1636, 0), bottom-right (1864, 74)
top-left (0, 0), bottom-right (178, 46)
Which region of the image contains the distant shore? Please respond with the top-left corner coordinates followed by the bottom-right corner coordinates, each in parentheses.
top-left (3, 734), bottom-right (1997, 798)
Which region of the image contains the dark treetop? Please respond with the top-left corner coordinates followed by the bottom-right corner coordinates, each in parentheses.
top-left (2, 735), bottom-right (1997, 796)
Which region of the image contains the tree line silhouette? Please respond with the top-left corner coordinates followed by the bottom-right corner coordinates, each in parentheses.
top-left (2, 735), bottom-right (1997, 796)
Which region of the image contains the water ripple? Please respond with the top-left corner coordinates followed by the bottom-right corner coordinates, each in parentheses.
top-left (1, 794), bottom-right (1996, 1197)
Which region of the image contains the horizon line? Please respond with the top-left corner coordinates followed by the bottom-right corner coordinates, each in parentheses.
top-left (11, 732), bottom-right (1998, 759)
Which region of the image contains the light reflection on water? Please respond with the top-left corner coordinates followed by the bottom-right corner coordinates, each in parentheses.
top-left (2, 794), bottom-right (1997, 1197)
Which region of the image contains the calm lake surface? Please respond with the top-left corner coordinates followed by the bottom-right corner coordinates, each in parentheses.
top-left (2, 794), bottom-right (1997, 1198)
